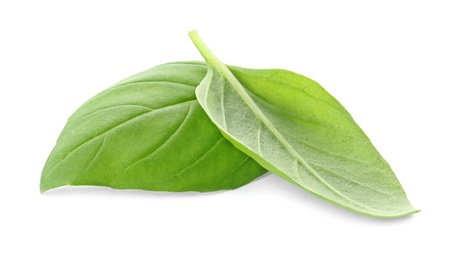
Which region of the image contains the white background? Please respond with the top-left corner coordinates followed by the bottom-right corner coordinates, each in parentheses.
top-left (1, 0), bottom-right (462, 259)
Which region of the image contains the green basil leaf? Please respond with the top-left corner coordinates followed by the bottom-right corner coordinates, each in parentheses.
top-left (189, 31), bottom-right (418, 217)
top-left (40, 61), bottom-right (266, 193)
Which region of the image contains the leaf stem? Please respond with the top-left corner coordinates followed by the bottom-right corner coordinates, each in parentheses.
top-left (188, 30), bottom-right (242, 86)
top-left (188, 31), bottom-right (261, 114)
top-left (188, 30), bottom-right (224, 70)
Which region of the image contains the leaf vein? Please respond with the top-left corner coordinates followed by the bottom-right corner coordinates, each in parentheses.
top-left (70, 104), bottom-right (156, 124)
top-left (85, 138), bottom-right (106, 169)
top-left (124, 102), bottom-right (193, 171)
top-left (115, 80), bottom-right (197, 90)
top-left (156, 137), bottom-right (225, 183)
top-left (221, 80), bottom-right (227, 130)
top-left (55, 100), bottom-right (195, 168)
top-left (282, 131), bottom-right (388, 175)
top-left (212, 156), bottom-right (252, 184)
top-left (257, 125), bottom-right (262, 156)
top-left (309, 163), bottom-right (393, 196)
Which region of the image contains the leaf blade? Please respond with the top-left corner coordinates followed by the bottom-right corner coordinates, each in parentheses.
top-left (40, 62), bottom-right (266, 193)
top-left (190, 31), bottom-right (418, 217)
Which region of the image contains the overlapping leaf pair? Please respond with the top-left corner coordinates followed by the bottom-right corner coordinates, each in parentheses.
top-left (41, 31), bottom-right (418, 218)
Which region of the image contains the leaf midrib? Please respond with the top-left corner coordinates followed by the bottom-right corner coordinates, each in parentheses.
top-left (190, 33), bottom-right (384, 212)
top-left (217, 65), bottom-right (378, 210)
top-left (220, 67), bottom-right (397, 213)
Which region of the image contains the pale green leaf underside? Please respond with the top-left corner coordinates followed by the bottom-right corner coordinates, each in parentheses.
top-left (40, 62), bottom-right (266, 193)
top-left (190, 32), bottom-right (418, 217)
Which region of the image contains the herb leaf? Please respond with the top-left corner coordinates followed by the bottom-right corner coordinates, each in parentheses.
top-left (40, 61), bottom-right (266, 193)
top-left (190, 31), bottom-right (418, 217)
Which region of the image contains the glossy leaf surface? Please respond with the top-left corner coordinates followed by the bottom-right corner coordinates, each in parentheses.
top-left (190, 31), bottom-right (418, 217)
top-left (40, 62), bottom-right (266, 192)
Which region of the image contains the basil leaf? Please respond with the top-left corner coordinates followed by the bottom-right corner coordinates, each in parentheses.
top-left (40, 61), bottom-right (266, 193)
top-left (189, 31), bottom-right (418, 217)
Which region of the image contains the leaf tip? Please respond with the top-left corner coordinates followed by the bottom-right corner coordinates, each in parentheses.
top-left (39, 179), bottom-right (51, 194)
top-left (39, 171), bottom-right (63, 194)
